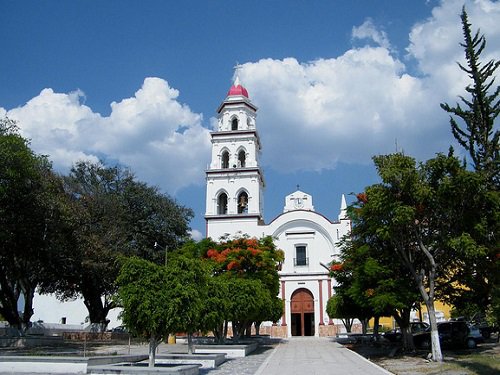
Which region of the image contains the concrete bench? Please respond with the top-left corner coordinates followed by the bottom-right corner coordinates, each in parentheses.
top-left (193, 342), bottom-right (258, 358)
top-left (154, 353), bottom-right (225, 368)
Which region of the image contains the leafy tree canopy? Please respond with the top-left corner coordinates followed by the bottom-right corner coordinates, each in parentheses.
top-left (203, 235), bottom-right (284, 338)
top-left (40, 160), bottom-right (194, 330)
top-left (0, 118), bottom-right (67, 330)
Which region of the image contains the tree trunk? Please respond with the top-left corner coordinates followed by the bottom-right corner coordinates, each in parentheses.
top-left (255, 322), bottom-right (261, 336)
top-left (223, 320), bottom-right (228, 342)
top-left (19, 280), bottom-right (35, 330)
top-left (213, 322), bottom-right (224, 344)
top-left (398, 234), bottom-right (443, 361)
top-left (0, 281), bottom-right (23, 331)
top-left (148, 336), bottom-right (157, 368)
top-left (245, 322), bottom-right (252, 338)
top-left (0, 275), bottom-right (35, 333)
top-left (187, 332), bottom-right (194, 355)
top-left (394, 309), bottom-right (415, 351)
top-left (373, 316), bottom-right (380, 339)
top-left (342, 318), bottom-right (353, 332)
top-left (232, 321), bottom-right (241, 341)
top-left (82, 291), bottom-right (110, 332)
top-left (361, 318), bottom-right (369, 334)
top-left (426, 301), bottom-right (443, 362)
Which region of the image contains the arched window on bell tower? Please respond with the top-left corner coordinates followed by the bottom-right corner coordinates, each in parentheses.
top-left (217, 192), bottom-right (228, 215)
top-left (238, 149), bottom-right (246, 168)
top-left (237, 191), bottom-right (249, 214)
top-left (231, 117), bottom-right (238, 131)
top-left (221, 150), bottom-right (230, 169)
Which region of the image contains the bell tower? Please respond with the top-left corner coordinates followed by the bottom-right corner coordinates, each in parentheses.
top-left (205, 76), bottom-right (264, 239)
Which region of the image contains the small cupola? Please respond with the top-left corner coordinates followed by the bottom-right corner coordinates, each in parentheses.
top-left (227, 76), bottom-right (249, 98)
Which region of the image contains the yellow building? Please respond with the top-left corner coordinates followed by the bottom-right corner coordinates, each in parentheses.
top-left (375, 301), bottom-right (453, 331)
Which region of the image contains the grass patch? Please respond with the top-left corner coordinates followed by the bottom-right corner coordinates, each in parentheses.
top-left (449, 352), bottom-right (500, 375)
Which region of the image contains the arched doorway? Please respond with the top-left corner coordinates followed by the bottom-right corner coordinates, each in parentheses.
top-left (290, 288), bottom-right (315, 336)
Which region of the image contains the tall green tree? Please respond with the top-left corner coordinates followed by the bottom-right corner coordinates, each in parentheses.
top-left (163, 255), bottom-right (209, 354)
top-left (327, 253), bottom-right (373, 334)
top-left (440, 7), bottom-right (499, 187)
top-left (325, 291), bottom-right (369, 333)
top-left (116, 257), bottom-right (172, 367)
top-left (117, 255), bottom-right (209, 366)
top-left (199, 275), bottom-right (232, 343)
top-left (40, 161), bottom-right (193, 330)
top-left (0, 118), bottom-right (66, 330)
top-left (362, 152), bottom-right (493, 361)
top-left (440, 7), bottom-right (499, 325)
top-left (332, 213), bottom-right (421, 350)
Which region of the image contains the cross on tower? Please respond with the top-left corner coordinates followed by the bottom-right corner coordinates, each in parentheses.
top-left (233, 62), bottom-right (242, 85)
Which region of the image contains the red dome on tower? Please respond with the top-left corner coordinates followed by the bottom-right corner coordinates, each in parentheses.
top-left (227, 76), bottom-right (249, 98)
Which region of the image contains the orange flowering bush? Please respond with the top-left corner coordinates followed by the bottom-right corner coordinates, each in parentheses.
top-left (356, 192), bottom-right (368, 204)
top-left (204, 236), bottom-right (284, 296)
top-left (330, 263), bottom-right (343, 272)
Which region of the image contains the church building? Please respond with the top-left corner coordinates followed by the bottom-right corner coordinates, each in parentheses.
top-left (205, 77), bottom-right (351, 337)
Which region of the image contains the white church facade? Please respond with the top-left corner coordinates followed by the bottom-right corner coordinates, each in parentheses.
top-left (205, 78), bottom-right (351, 337)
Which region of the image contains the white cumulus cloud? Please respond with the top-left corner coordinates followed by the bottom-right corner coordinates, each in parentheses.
top-left (235, 0), bottom-right (499, 172)
top-left (4, 78), bottom-right (211, 194)
top-left (2, 0), bottom-right (498, 194)
top-left (352, 18), bottom-right (391, 50)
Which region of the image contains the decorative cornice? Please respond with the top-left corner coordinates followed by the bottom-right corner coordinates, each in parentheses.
top-left (205, 213), bottom-right (262, 220)
top-left (206, 167), bottom-right (262, 174)
top-left (217, 100), bottom-right (257, 114)
top-left (211, 129), bottom-right (257, 137)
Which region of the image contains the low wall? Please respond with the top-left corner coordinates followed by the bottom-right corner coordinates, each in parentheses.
top-left (0, 356), bottom-right (88, 374)
top-left (318, 324), bottom-right (340, 337)
top-left (0, 355), bottom-right (201, 375)
top-left (0, 335), bottom-right (63, 348)
top-left (63, 331), bottom-right (129, 341)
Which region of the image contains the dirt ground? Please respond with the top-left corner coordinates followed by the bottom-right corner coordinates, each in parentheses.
top-left (349, 338), bottom-right (500, 375)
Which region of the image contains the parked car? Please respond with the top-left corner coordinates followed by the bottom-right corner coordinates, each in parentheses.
top-left (335, 333), bottom-right (374, 345)
top-left (413, 321), bottom-right (483, 349)
top-left (383, 321), bottom-right (430, 342)
top-left (469, 313), bottom-right (498, 339)
top-left (109, 325), bottom-right (128, 333)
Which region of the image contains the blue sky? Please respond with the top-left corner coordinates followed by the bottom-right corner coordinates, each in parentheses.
top-left (2, 0), bottom-right (499, 239)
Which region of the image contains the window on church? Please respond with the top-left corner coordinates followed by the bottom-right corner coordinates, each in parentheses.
top-left (221, 151), bottom-right (229, 169)
top-left (231, 118), bottom-right (238, 131)
top-left (238, 150), bottom-right (246, 168)
top-left (217, 193), bottom-right (228, 215)
top-left (237, 192), bottom-right (248, 214)
top-left (294, 245), bottom-right (308, 266)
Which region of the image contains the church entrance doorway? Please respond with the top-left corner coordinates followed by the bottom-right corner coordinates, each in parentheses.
top-left (290, 288), bottom-right (315, 336)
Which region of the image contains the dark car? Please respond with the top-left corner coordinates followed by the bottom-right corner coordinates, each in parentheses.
top-left (469, 313), bottom-right (498, 339)
top-left (110, 325), bottom-right (128, 333)
top-left (383, 321), bottom-right (429, 342)
top-left (413, 321), bottom-right (483, 349)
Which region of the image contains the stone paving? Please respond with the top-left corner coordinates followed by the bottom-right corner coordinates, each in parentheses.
top-left (0, 337), bottom-right (391, 374)
top-left (198, 344), bottom-right (276, 375)
top-left (87, 340), bottom-right (278, 374)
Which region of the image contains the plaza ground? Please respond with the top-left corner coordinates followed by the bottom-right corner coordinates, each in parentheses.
top-left (0, 335), bottom-right (498, 374)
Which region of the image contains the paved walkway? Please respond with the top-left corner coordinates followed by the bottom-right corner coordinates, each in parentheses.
top-left (254, 337), bottom-right (391, 375)
top-left (0, 337), bottom-right (392, 374)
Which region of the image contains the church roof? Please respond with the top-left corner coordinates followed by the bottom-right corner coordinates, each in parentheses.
top-left (227, 76), bottom-right (249, 98)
